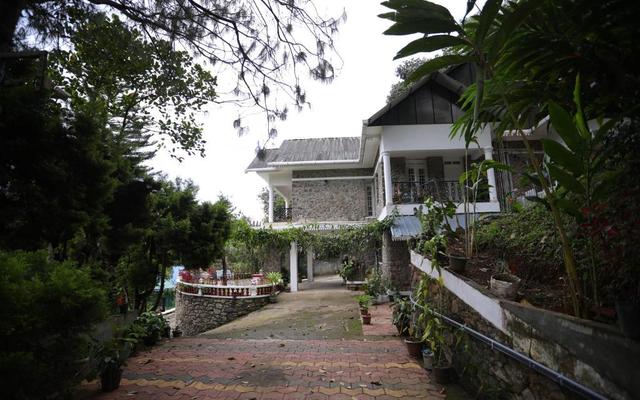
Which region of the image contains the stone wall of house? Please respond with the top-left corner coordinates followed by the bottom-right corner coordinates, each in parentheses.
top-left (293, 168), bottom-right (373, 178)
top-left (409, 265), bottom-right (637, 400)
top-left (175, 292), bottom-right (269, 336)
top-left (381, 230), bottom-right (411, 290)
top-left (292, 179), bottom-right (370, 222)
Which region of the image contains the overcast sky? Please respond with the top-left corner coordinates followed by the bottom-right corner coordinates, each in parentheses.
top-left (149, 1), bottom-right (472, 221)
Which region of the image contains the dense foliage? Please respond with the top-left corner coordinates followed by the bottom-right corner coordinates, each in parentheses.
top-left (475, 205), bottom-right (565, 282)
top-left (0, 251), bottom-right (107, 399)
top-left (2, 0), bottom-right (344, 142)
top-left (0, 10), bottom-right (235, 397)
top-left (382, 0), bottom-right (640, 317)
top-left (226, 219), bottom-right (392, 276)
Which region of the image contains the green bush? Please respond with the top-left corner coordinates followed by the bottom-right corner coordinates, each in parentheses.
top-left (0, 250), bottom-right (107, 399)
top-left (475, 205), bottom-right (566, 281)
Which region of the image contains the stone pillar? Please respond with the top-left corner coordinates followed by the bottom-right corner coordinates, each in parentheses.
top-left (484, 148), bottom-right (498, 202)
top-left (289, 241), bottom-right (298, 292)
top-left (306, 247), bottom-right (314, 282)
top-left (381, 230), bottom-right (411, 290)
top-left (268, 185), bottom-right (274, 223)
top-left (382, 151), bottom-right (393, 206)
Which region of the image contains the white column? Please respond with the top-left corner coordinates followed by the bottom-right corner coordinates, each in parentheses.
top-left (306, 248), bottom-right (314, 282)
top-left (382, 152), bottom-right (393, 206)
top-left (268, 185), bottom-right (274, 223)
top-left (484, 148), bottom-right (498, 202)
top-left (289, 241), bottom-right (298, 292)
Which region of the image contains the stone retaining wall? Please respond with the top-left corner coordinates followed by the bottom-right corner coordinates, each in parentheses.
top-left (175, 291), bottom-right (269, 336)
top-left (408, 255), bottom-right (638, 400)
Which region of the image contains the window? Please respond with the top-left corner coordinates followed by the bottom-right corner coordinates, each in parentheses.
top-left (366, 185), bottom-right (374, 216)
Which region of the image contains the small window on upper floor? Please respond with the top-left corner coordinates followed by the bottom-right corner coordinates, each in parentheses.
top-left (366, 185), bottom-right (374, 217)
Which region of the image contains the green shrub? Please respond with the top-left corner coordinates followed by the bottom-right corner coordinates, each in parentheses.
top-left (475, 205), bottom-right (566, 281)
top-left (0, 250), bottom-right (107, 399)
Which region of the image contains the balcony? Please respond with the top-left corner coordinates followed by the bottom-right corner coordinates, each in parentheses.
top-left (392, 180), bottom-right (467, 204)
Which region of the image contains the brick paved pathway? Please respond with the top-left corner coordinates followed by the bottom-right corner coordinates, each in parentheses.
top-left (78, 276), bottom-right (469, 399)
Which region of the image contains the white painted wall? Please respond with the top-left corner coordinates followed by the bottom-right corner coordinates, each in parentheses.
top-left (380, 124), bottom-right (492, 153)
top-left (410, 251), bottom-right (505, 332)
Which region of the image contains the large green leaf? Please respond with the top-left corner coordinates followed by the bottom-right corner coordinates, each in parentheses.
top-left (381, 0), bottom-right (455, 21)
top-left (488, 0), bottom-right (544, 62)
top-left (394, 35), bottom-right (468, 59)
top-left (407, 54), bottom-right (475, 82)
top-left (572, 75), bottom-right (590, 140)
top-left (475, 0), bottom-right (502, 45)
top-left (548, 101), bottom-right (583, 153)
top-left (384, 18), bottom-right (460, 35)
top-left (547, 164), bottom-right (585, 195)
top-left (555, 198), bottom-right (581, 219)
top-left (542, 139), bottom-right (583, 176)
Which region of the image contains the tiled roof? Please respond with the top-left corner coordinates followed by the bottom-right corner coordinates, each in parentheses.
top-left (247, 137), bottom-right (360, 170)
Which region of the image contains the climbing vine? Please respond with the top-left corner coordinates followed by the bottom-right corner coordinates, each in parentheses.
top-left (227, 218), bottom-right (394, 272)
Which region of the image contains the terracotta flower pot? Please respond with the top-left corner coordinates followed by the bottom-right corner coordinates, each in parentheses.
top-left (404, 338), bottom-right (422, 358)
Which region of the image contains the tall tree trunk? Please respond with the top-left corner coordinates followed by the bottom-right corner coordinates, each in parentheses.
top-left (221, 253), bottom-right (228, 286)
top-left (153, 258), bottom-right (167, 311)
top-left (0, 0), bottom-right (24, 53)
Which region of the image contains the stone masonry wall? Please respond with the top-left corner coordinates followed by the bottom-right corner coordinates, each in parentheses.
top-left (410, 267), bottom-right (576, 400)
top-left (175, 291), bottom-right (269, 336)
top-left (292, 179), bottom-right (370, 222)
top-left (293, 168), bottom-right (373, 178)
top-left (381, 230), bottom-right (411, 290)
top-left (410, 264), bottom-right (637, 400)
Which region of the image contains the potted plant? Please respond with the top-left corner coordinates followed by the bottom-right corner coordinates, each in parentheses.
top-left (489, 260), bottom-right (521, 299)
top-left (454, 159), bottom-right (510, 273)
top-left (404, 322), bottom-right (423, 358)
top-left (416, 197), bottom-right (455, 271)
top-left (135, 312), bottom-right (167, 346)
top-left (422, 315), bottom-right (453, 383)
top-left (362, 313), bottom-right (372, 325)
top-left (96, 339), bottom-right (130, 392)
top-left (172, 326), bottom-right (182, 338)
top-left (339, 258), bottom-right (356, 283)
top-left (266, 271), bottom-right (283, 288)
top-left (365, 270), bottom-right (389, 304)
top-left (490, 273), bottom-right (521, 299)
top-left (392, 297), bottom-right (411, 336)
top-left (266, 271), bottom-right (283, 303)
top-left (356, 294), bottom-right (372, 316)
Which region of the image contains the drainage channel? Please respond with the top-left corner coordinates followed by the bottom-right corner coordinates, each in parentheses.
top-left (408, 294), bottom-right (609, 400)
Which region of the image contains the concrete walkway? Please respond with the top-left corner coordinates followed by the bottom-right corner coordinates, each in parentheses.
top-left (78, 275), bottom-right (469, 399)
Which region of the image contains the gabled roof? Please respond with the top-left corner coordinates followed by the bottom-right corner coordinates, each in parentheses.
top-left (246, 137), bottom-right (361, 171)
top-left (367, 63), bottom-right (474, 126)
